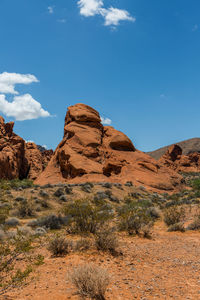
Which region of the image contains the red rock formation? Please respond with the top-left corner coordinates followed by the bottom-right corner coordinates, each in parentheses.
top-left (159, 144), bottom-right (200, 173)
top-left (0, 117), bottom-right (27, 179)
top-left (0, 117), bottom-right (53, 180)
top-left (35, 103), bottom-right (184, 192)
top-left (25, 143), bottom-right (53, 180)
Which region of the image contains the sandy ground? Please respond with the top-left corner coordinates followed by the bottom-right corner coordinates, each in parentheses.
top-left (3, 221), bottom-right (200, 300)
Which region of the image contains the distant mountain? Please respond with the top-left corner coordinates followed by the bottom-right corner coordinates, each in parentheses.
top-left (147, 138), bottom-right (200, 160)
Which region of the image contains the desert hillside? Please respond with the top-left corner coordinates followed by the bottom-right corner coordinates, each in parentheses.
top-left (148, 138), bottom-right (200, 160)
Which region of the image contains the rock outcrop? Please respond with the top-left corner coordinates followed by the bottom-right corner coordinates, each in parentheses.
top-left (35, 103), bottom-right (184, 192)
top-left (0, 117), bottom-right (53, 180)
top-left (159, 144), bottom-right (200, 173)
top-left (25, 143), bottom-right (53, 180)
top-left (0, 117), bottom-right (27, 179)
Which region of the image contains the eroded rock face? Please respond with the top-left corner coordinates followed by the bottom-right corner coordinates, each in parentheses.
top-left (0, 117), bottom-right (27, 179)
top-left (35, 103), bottom-right (184, 192)
top-left (25, 143), bottom-right (53, 180)
top-left (0, 117), bottom-right (53, 180)
top-left (159, 144), bottom-right (200, 173)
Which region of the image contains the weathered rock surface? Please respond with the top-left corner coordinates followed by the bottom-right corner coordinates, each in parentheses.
top-left (0, 117), bottom-right (52, 180)
top-left (25, 142), bottom-right (53, 180)
top-left (0, 117), bottom-right (27, 179)
top-left (35, 103), bottom-right (184, 192)
top-left (159, 144), bottom-right (200, 173)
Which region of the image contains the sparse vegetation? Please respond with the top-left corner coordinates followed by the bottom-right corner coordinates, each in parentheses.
top-left (70, 263), bottom-right (110, 300)
top-left (0, 179), bottom-right (33, 191)
top-left (62, 199), bottom-right (113, 234)
top-left (16, 200), bottom-right (36, 218)
top-left (95, 230), bottom-right (120, 256)
top-left (187, 214), bottom-right (200, 231)
top-left (0, 233), bottom-right (34, 295)
top-left (37, 214), bottom-right (64, 230)
top-left (163, 206), bottom-right (185, 227)
top-left (167, 222), bottom-right (185, 232)
top-left (48, 235), bottom-right (72, 256)
top-left (74, 238), bottom-right (92, 252)
top-left (118, 200), bottom-right (154, 236)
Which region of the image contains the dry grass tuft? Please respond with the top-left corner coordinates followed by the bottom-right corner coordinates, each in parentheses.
top-left (70, 263), bottom-right (110, 300)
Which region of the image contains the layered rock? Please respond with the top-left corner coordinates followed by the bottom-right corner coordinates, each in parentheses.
top-left (159, 144), bottom-right (200, 173)
top-left (0, 117), bottom-right (52, 180)
top-left (35, 103), bottom-right (184, 192)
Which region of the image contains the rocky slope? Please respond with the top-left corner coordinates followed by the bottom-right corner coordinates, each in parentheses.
top-left (35, 103), bottom-right (183, 192)
top-left (0, 116), bottom-right (53, 180)
top-left (159, 144), bottom-right (200, 173)
top-left (148, 138), bottom-right (200, 160)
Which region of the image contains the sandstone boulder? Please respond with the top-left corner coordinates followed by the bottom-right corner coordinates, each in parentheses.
top-left (35, 103), bottom-right (184, 193)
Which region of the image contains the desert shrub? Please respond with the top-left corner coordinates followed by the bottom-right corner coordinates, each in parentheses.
top-left (147, 207), bottom-right (161, 219)
top-left (168, 222), bottom-right (185, 232)
top-left (0, 233), bottom-right (33, 295)
top-left (191, 178), bottom-right (200, 191)
top-left (118, 201), bottom-right (154, 236)
top-left (38, 199), bottom-right (50, 209)
top-left (163, 206), bottom-right (185, 226)
top-left (0, 179), bottom-right (33, 191)
top-left (62, 199), bottom-right (113, 234)
top-left (0, 207), bottom-right (9, 225)
top-left (34, 227), bottom-right (47, 236)
top-left (0, 229), bottom-right (6, 241)
top-left (37, 214), bottom-right (64, 230)
top-left (16, 200), bottom-right (35, 218)
top-left (95, 230), bottom-right (120, 256)
top-left (48, 236), bottom-right (72, 256)
top-left (74, 238), bottom-right (92, 252)
top-left (187, 216), bottom-right (200, 231)
top-left (5, 217), bottom-right (20, 227)
top-left (70, 263), bottom-right (110, 300)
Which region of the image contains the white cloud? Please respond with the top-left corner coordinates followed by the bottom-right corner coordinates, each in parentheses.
top-left (0, 72), bottom-right (38, 95)
top-left (0, 94), bottom-right (50, 121)
top-left (48, 6), bottom-right (54, 14)
top-left (101, 7), bottom-right (135, 26)
top-left (101, 116), bottom-right (112, 125)
top-left (78, 0), bottom-right (103, 17)
top-left (77, 0), bottom-right (135, 27)
top-left (0, 72), bottom-right (50, 121)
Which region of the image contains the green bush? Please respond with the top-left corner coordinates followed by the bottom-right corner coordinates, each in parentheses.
top-left (16, 200), bottom-right (35, 218)
top-left (187, 216), bottom-right (200, 231)
top-left (163, 206), bottom-right (185, 227)
top-left (191, 178), bottom-right (200, 191)
top-left (118, 201), bottom-right (154, 236)
top-left (95, 230), bottom-right (120, 256)
top-left (48, 236), bottom-right (72, 256)
top-left (0, 207), bottom-right (9, 225)
top-left (0, 233), bottom-right (33, 295)
top-left (167, 222), bottom-right (185, 232)
top-left (0, 179), bottom-right (33, 190)
top-left (62, 199), bottom-right (113, 234)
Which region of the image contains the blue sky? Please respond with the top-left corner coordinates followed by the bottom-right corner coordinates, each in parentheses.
top-left (0, 0), bottom-right (200, 151)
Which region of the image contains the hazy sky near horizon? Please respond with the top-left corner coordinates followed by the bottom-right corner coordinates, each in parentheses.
top-left (0, 0), bottom-right (200, 151)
